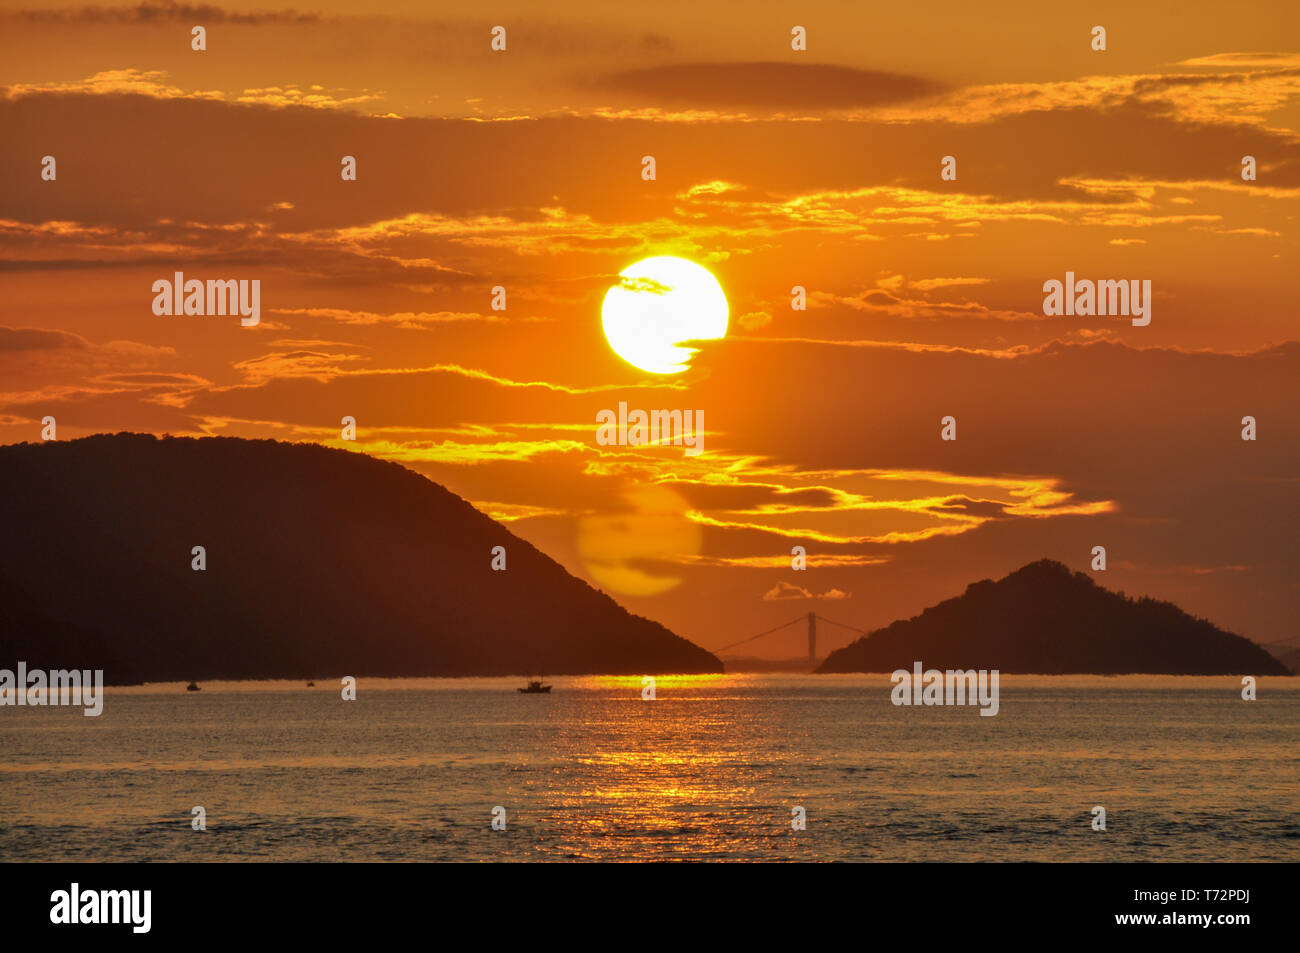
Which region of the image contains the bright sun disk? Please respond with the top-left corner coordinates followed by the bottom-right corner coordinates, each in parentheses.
top-left (601, 256), bottom-right (728, 375)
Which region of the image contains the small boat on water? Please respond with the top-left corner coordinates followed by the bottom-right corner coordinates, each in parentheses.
top-left (306, 681), bottom-right (315, 687)
top-left (186, 681), bottom-right (201, 692)
top-left (517, 679), bottom-right (552, 694)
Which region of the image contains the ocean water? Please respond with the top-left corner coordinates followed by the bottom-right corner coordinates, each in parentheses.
top-left (1, 674), bottom-right (1296, 862)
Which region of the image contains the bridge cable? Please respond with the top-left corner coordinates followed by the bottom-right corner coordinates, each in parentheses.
top-left (812, 613), bottom-right (871, 636)
top-left (712, 616), bottom-right (805, 654)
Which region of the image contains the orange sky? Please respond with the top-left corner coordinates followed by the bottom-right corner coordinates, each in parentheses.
top-left (2, 1), bottom-right (1298, 658)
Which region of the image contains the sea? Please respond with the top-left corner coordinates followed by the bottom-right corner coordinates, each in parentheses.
top-left (2, 674), bottom-right (1296, 862)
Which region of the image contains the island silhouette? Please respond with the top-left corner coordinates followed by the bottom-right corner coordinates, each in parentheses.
top-left (0, 434), bottom-right (722, 683)
top-left (816, 559), bottom-right (1289, 675)
top-left (1, 435), bottom-right (1288, 683)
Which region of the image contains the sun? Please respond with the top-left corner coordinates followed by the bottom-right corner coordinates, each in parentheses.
top-left (601, 256), bottom-right (728, 374)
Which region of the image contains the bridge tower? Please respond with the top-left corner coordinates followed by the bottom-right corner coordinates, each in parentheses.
top-left (807, 611), bottom-right (817, 663)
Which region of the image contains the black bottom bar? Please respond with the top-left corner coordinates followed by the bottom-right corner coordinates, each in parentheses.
top-left (0, 862), bottom-right (1276, 940)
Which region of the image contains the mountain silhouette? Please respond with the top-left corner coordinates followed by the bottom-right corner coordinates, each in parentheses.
top-left (0, 434), bottom-right (721, 682)
top-left (816, 559), bottom-right (1289, 675)
top-left (1275, 647), bottom-right (1300, 676)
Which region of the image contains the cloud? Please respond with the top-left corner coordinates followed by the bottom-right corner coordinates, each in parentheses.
top-left (868, 64), bottom-right (1300, 126)
top-left (910, 277), bottom-right (992, 292)
top-left (231, 350), bottom-right (368, 384)
top-left (1, 70), bottom-right (382, 111)
top-left (270, 307), bottom-right (510, 328)
top-left (4, 92), bottom-right (1297, 263)
top-left (234, 85), bottom-right (385, 110)
top-left (0, 327), bottom-right (88, 351)
top-left (762, 581), bottom-right (812, 601)
top-left (0, 327), bottom-right (176, 393)
top-left (10, 2), bottom-right (320, 24)
top-left (1177, 53), bottom-right (1300, 69)
top-left (593, 62), bottom-right (941, 110)
top-left (811, 287), bottom-right (1042, 323)
top-left (761, 582), bottom-right (852, 601)
top-left (0, 69), bottom-right (224, 102)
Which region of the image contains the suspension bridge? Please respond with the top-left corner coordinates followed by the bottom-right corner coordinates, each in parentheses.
top-left (713, 611), bottom-right (871, 664)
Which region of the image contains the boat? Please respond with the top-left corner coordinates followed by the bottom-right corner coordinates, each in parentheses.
top-left (517, 679), bottom-right (552, 694)
top-left (186, 681), bottom-right (201, 692)
top-left (306, 681), bottom-right (315, 687)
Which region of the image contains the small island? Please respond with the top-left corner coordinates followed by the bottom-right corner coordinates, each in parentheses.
top-left (816, 559), bottom-right (1290, 675)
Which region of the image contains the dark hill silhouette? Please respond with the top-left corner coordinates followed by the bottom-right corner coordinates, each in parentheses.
top-left (816, 560), bottom-right (1289, 675)
top-left (0, 434), bottom-right (721, 682)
